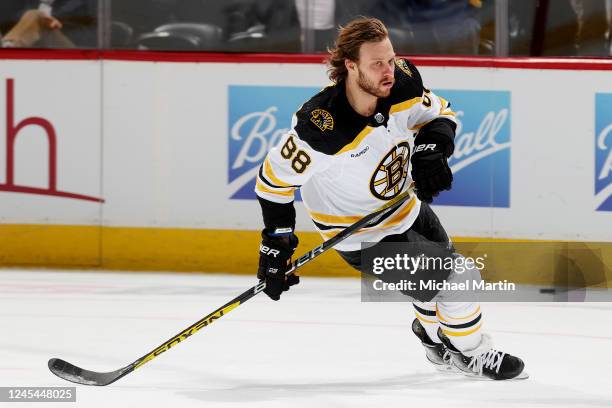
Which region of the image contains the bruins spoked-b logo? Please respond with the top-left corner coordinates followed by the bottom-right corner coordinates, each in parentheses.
top-left (370, 142), bottom-right (410, 200)
top-left (310, 109), bottom-right (334, 131)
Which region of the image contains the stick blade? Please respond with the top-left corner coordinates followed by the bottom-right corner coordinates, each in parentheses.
top-left (48, 358), bottom-right (132, 386)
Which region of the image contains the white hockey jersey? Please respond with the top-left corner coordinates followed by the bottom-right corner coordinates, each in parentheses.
top-left (255, 59), bottom-right (456, 251)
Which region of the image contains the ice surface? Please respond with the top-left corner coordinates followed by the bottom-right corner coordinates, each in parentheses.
top-left (1, 270), bottom-right (611, 408)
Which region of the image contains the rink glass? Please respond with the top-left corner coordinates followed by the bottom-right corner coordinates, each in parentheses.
top-left (1, 0), bottom-right (610, 56)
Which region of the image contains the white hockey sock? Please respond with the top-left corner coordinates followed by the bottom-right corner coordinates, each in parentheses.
top-left (436, 302), bottom-right (482, 352)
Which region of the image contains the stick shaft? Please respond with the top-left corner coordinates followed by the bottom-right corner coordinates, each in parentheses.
top-left (48, 185), bottom-right (414, 385)
top-left (131, 185), bottom-right (413, 371)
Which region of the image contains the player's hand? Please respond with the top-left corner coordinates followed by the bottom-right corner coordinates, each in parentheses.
top-left (257, 230), bottom-right (300, 301)
top-left (42, 15), bottom-right (63, 30)
top-left (410, 134), bottom-right (454, 203)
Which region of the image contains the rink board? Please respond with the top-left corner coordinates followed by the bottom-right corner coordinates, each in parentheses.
top-left (0, 53), bottom-right (611, 280)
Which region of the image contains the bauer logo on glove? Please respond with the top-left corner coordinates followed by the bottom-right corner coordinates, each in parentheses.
top-left (410, 120), bottom-right (456, 203)
top-left (414, 143), bottom-right (437, 153)
top-left (259, 244), bottom-right (281, 258)
top-left (257, 230), bottom-right (300, 300)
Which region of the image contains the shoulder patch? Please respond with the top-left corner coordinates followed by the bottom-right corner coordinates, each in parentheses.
top-left (387, 58), bottom-right (425, 107)
top-left (294, 83), bottom-right (370, 155)
top-left (395, 58), bottom-right (413, 77)
top-left (310, 109), bottom-right (334, 131)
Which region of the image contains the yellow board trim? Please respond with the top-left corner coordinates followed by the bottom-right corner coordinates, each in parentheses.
top-left (335, 126), bottom-right (374, 155)
top-left (2, 224), bottom-right (612, 288)
top-left (0, 224), bottom-right (352, 276)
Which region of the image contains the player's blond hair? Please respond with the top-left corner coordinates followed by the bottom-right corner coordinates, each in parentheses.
top-left (326, 17), bottom-right (389, 83)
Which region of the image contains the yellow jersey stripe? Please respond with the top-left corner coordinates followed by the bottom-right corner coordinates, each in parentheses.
top-left (255, 179), bottom-right (295, 197)
top-left (438, 96), bottom-right (448, 111)
top-left (438, 97), bottom-right (457, 117)
top-left (390, 97), bottom-right (422, 115)
top-left (311, 195), bottom-right (415, 228)
top-left (263, 158), bottom-right (293, 188)
top-left (352, 197), bottom-right (417, 235)
top-left (410, 118), bottom-right (434, 131)
top-left (309, 211), bottom-right (363, 225)
top-left (378, 197), bottom-right (417, 229)
top-left (320, 230), bottom-right (339, 240)
top-left (317, 197), bottom-right (417, 239)
top-left (335, 126), bottom-right (374, 155)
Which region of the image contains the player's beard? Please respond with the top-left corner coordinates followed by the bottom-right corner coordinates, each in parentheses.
top-left (357, 68), bottom-right (393, 98)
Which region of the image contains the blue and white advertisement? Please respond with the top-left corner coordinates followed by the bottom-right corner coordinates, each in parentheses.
top-left (228, 86), bottom-right (511, 209)
top-left (595, 93), bottom-right (612, 212)
top-left (434, 90), bottom-right (511, 208)
top-left (228, 85), bottom-right (317, 200)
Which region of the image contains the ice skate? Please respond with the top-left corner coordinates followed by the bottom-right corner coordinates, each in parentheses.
top-left (412, 318), bottom-right (455, 372)
top-left (438, 329), bottom-right (528, 380)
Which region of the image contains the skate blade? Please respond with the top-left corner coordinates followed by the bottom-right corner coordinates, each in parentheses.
top-left (435, 365), bottom-right (460, 373)
top-left (513, 371), bottom-right (529, 380)
top-left (461, 370), bottom-right (530, 381)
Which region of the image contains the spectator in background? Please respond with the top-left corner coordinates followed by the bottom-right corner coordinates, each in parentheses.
top-left (367, 0), bottom-right (484, 55)
top-left (295, 0), bottom-right (335, 51)
top-left (222, 0), bottom-right (301, 52)
top-left (539, 0), bottom-right (610, 56)
top-left (1, 0), bottom-right (97, 48)
top-left (605, 0), bottom-right (611, 55)
top-left (0, 3), bottom-right (24, 35)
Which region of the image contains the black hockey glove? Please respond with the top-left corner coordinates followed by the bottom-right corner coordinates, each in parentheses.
top-left (410, 132), bottom-right (454, 203)
top-left (257, 230), bottom-right (300, 301)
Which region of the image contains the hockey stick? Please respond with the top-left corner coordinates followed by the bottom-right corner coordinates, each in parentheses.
top-left (48, 184), bottom-right (415, 386)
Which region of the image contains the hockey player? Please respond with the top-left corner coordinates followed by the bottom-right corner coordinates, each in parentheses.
top-left (254, 17), bottom-right (526, 380)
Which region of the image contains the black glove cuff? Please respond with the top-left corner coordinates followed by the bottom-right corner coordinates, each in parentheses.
top-left (262, 229), bottom-right (299, 251)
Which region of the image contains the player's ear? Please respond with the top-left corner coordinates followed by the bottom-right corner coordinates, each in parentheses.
top-left (345, 59), bottom-right (356, 73)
